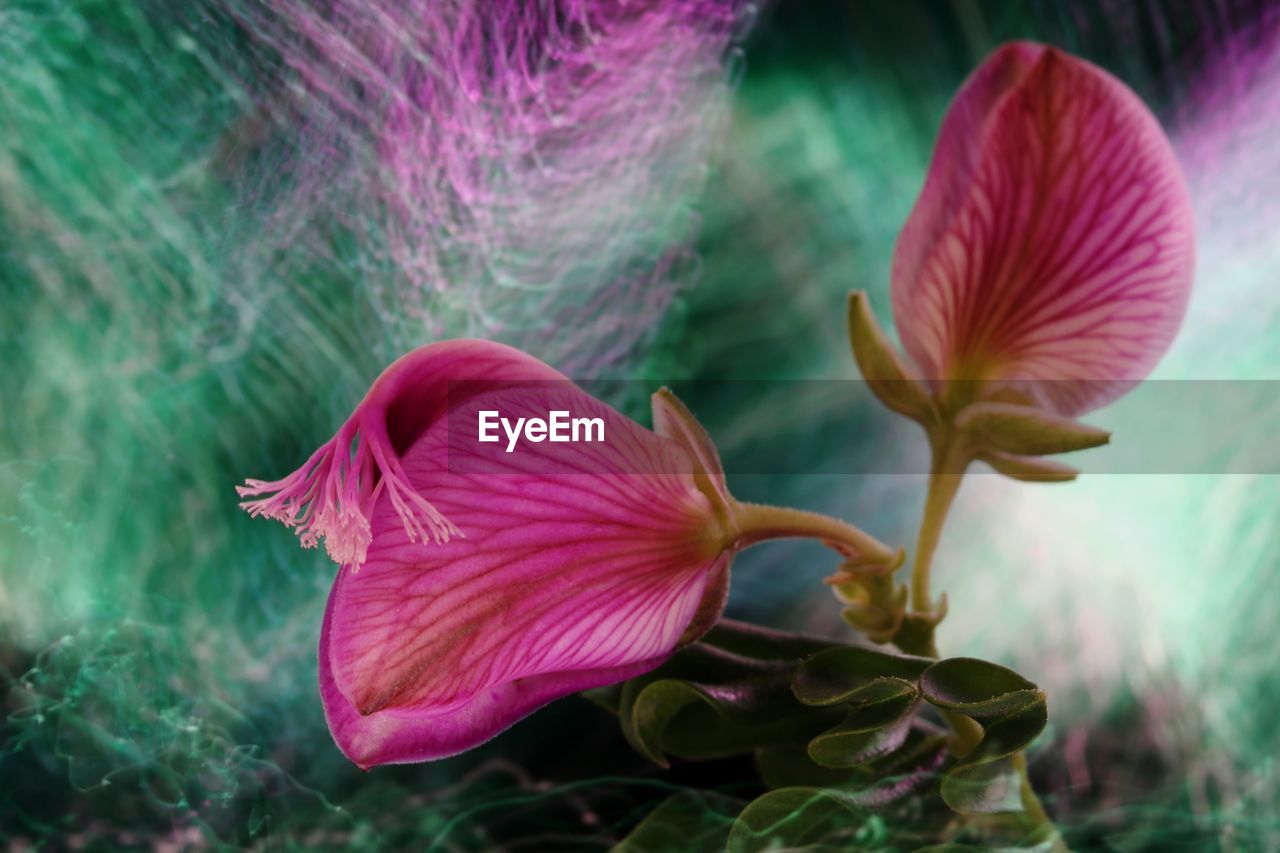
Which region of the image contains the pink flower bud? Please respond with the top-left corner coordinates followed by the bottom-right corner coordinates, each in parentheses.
top-left (891, 42), bottom-right (1195, 415)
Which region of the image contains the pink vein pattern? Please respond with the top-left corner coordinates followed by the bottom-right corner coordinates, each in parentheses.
top-left (891, 42), bottom-right (1195, 415)
top-left (240, 340), bottom-right (729, 766)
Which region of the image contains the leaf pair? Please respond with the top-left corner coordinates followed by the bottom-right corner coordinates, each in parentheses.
top-left (794, 648), bottom-right (1047, 815)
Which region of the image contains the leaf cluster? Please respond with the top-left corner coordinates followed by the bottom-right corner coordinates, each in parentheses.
top-left (589, 621), bottom-right (1048, 850)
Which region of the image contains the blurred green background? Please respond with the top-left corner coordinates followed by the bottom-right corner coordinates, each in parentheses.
top-left (2, 0), bottom-right (1277, 848)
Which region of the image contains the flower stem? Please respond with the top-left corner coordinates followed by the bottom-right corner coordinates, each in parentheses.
top-left (943, 709), bottom-right (984, 756)
top-left (1012, 751), bottom-right (1068, 851)
top-left (731, 502), bottom-right (897, 566)
top-left (909, 430), bottom-right (970, 616)
top-left (903, 429), bottom-right (1064, 849)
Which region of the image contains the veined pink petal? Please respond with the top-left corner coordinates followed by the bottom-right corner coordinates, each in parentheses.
top-left (318, 581), bottom-right (682, 768)
top-left (891, 42), bottom-right (1195, 415)
top-left (243, 340), bottom-right (895, 767)
top-left (237, 340), bottom-right (565, 569)
top-left (318, 380), bottom-right (729, 765)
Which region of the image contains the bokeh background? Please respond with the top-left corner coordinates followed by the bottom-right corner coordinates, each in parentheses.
top-left (3, 0), bottom-right (1278, 848)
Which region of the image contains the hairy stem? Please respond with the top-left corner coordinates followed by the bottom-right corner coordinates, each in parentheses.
top-left (909, 430), bottom-right (970, 615)
top-left (731, 501), bottom-right (898, 565)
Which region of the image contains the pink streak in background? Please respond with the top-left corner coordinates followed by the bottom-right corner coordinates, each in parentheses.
top-left (244, 0), bottom-right (748, 376)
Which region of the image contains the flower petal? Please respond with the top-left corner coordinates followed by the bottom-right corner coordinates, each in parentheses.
top-left (322, 383), bottom-right (726, 762)
top-left (651, 388), bottom-right (729, 506)
top-left (317, 576), bottom-right (681, 767)
top-left (892, 43), bottom-right (1195, 415)
top-left (238, 339), bottom-right (566, 569)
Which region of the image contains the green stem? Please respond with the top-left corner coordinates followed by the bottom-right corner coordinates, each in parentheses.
top-left (908, 430), bottom-right (970, 615)
top-left (943, 709), bottom-right (984, 757)
top-left (731, 501), bottom-right (897, 565)
top-left (902, 428), bottom-right (1064, 848)
top-left (1012, 751), bottom-right (1068, 851)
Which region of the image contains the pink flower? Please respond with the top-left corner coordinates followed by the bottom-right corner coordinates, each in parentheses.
top-left (240, 340), bottom-right (893, 767)
top-left (891, 42), bottom-right (1195, 416)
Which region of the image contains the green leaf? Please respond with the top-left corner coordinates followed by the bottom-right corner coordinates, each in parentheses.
top-left (624, 680), bottom-right (713, 765)
top-left (626, 676), bottom-right (840, 765)
top-left (759, 724), bottom-right (949, 800)
top-left (940, 755), bottom-right (1023, 815)
top-left (862, 726), bottom-right (949, 783)
top-left (846, 290), bottom-right (934, 423)
top-left (956, 700), bottom-right (1048, 767)
top-left (978, 451), bottom-right (1079, 483)
top-left (807, 681), bottom-right (919, 768)
top-left (612, 791), bottom-right (740, 853)
top-left (755, 743), bottom-right (871, 790)
top-left (955, 401), bottom-right (1110, 457)
top-left (919, 658), bottom-right (1039, 715)
top-left (793, 646), bottom-right (933, 706)
top-left (838, 677), bottom-right (919, 706)
top-left (727, 787), bottom-right (868, 852)
top-left (919, 659), bottom-right (1048, 815)
top-left (616, 642), bottom-right (842, 766)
